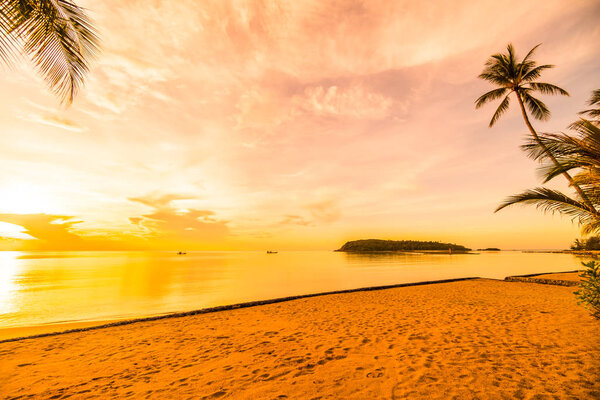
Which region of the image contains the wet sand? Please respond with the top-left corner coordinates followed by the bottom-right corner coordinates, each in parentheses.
top-left (0, 320), bottom-right (117, 342)
top-left (1, 278), bottom-right (598, 399)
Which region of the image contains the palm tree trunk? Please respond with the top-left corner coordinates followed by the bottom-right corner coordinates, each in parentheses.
top-left (516, 91), bottom-right (597, 214)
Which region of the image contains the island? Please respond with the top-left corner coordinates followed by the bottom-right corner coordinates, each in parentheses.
top-left (335, 239), bottom-right (471, 253)
top-left (477, 247), bottom-right (501, 251)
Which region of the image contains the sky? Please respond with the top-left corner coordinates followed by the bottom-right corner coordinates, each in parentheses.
top-left (0, 0), bottom-right (599, 251)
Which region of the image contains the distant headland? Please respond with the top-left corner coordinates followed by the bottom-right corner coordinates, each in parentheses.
top-left (335, 239), bottom-right (471, 253)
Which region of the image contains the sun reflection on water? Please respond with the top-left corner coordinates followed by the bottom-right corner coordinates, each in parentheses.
top-left (0, 252), bottom-right (23, 316)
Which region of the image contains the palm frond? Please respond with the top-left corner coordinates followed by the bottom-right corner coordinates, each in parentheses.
top-left (517, 44), bottom-right (541, 79)
top-left (581, 110), bottom-right (600, 120)
top-left (520, 133), bottom-right (564, 161)
top-left (487, 54), bottom-right (511, 76)
top-left (495, 187), bottom-right (596, 220)
top-left (579, 89), bottom-right (600, 120)
top-left (572, 173), bottom-right (600, 203)
top-left (569, 118), bottom-right (600, 137)
top-left (1, 0), bottom-right (99, 104)
top-left (527, 82), bottom-right (569, 96)
top-left (520, 91), bottom-right (550, 121)
top-left (489, 93), bottom-right (510, 127)
top-left (0, 0), bottom-right (19, 63)
top-left (587, 89), bottom-right (600, 107)
top-left (521, 64), bottom-right (554, 82)
top-left (477, 71), bottom-right (510, 86)
top-left (518, 60), bottom-right (537, 79)
top-left (581, 219), bottom-right (600, 235)
top-left (475, 87), bottom-right (508, 109)
top-left (522, 131), bottom-right (589, 160)
top-left (538, 160), bottom-right (589, 183)
top-left (521, 123), bottom-right (600, 181)
top-left (506, 43), bottom-right (517, 76)
top-left (521, 43), bottom-right (541, 64)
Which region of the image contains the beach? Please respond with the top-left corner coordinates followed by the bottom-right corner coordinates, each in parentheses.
top-left (1, 1), bottom-right (599, 398)
top-left (1, 276), bottom-right (598, 399)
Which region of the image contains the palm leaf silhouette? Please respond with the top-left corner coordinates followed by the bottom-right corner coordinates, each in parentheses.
top-left (0, 0), bottom-right (99, 104)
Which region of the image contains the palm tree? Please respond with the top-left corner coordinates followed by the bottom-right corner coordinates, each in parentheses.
top-left (475, 43), bottom-right (596, 212)
top-left (0, 0), bottom-right (99, 104)
top-left (496, 116), bottom-right (600, 234)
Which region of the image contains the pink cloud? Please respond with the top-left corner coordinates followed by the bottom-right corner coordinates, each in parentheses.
top-left (295, 85), bottom-right (393, 119)
top-left (0, 0), bottom-right (597, 249)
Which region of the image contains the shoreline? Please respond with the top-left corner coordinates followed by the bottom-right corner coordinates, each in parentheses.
top-left (0, 276), bottom-right (479, 344)
top-left (0, 270), bottom-right (582, 344)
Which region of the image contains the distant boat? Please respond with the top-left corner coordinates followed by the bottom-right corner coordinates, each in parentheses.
top-left (177, 251), bottom-right (187, 255)
top-left (266, 251), bottom-right (278, 254)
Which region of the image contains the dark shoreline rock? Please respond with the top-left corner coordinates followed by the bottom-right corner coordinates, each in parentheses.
top-left (504, 276), bottom-right (580, 287)
top-left (504, 270), bottom-right (582, 287)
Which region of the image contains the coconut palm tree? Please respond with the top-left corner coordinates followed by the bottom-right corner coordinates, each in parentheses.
top-left (475, 44), bottom-right (596, 212)
top-left (496, 116), bottom-right (600, 234)
top-left (0, 0), bottom-right (99, 104)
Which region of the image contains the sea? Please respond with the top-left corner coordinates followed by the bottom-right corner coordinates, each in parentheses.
top-left (0, 250), bottom-right (587, 340)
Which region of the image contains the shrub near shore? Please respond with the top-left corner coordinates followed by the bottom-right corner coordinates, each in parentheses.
top-left (576, 261), bottom-right (600, 320)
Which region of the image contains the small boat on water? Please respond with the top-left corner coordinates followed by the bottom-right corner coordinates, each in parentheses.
top-left (177, 251), bottom-right (187, 255)
top-left (266, 251), bottom-right (278, 254)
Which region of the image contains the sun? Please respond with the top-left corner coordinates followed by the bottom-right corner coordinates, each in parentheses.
top-left (0, 182), bottom-right (59, 214)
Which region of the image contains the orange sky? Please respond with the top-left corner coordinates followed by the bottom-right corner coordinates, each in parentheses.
top-left (0, 0), bottom-right (599, 251)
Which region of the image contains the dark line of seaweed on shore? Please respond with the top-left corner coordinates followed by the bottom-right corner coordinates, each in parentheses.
top-left (0, 277), bottom-right (482, 344)
top-left (504, 269), bottom-right (582, 278)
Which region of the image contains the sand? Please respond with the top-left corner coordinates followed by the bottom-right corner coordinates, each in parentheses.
top-left (1, 279), bottom-right (598, 399)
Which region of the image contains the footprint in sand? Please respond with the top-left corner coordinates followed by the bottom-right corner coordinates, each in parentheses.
top-left (366, 367), bottom-right (385, 378)
top-left (202, 389), bottom-right (227, 399)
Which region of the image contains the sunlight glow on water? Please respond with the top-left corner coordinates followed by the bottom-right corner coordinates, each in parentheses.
top-left (0, 250), bottom-right (586, 336)
top-left (0, 252), bottom-right (20, 316)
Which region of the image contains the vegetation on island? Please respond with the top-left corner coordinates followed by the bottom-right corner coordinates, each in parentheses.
top-left (0, 0), bottom-right (99, 104)
top-left (476, 44), bottom-right (600, 319)
top-left (477, 248), bottom-right (501, 251)
top-left (336, 239), bottom-right (471, 253)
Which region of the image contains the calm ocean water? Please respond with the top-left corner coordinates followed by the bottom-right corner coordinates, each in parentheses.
top-left (0, 250), bottom-right (586, 338)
